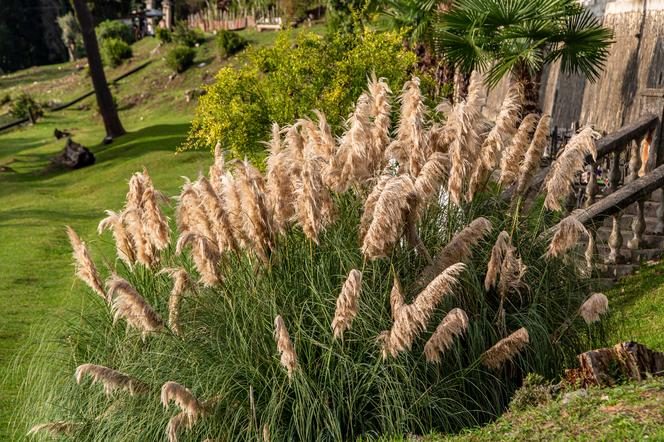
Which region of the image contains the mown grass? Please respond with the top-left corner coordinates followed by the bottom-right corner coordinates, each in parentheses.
top-left (433, 378), bottom-right (664, 441)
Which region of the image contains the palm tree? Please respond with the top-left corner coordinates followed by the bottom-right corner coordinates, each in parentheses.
top-left (434, 0), bottom-right (613, 112)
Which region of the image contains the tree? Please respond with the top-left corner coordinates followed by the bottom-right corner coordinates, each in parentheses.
top-left (72, 0), bottom-right (126, 139)
top-left (434, 0), bottom-right (613, 112)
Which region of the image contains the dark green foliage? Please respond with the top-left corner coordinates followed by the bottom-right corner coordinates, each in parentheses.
top-left (100, 38), bottom-right (133, 68)
top-left (434, 0), bottom-right (613, 86)
top-left (96, 19), bottom-right (134, 44)
top-left (165, 45), bottom-right (196, 73)
top-left (155, 27), bottom-right (172, 44)
top-left (172, 21), bottom-right (206, 48)
top-left (58, 12), bottom-right (85, 61)
top-left (215, 30), bottom-right (247, 58)
top-left (9, 93), bottom-right (43, 121)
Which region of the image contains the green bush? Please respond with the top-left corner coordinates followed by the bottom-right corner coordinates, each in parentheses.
top-left (215, 29), bottom-right (247, 58)
top-left (9, 93), bottom-right (43, 121)
top-left (155, 27), bottom-right (172, 43)
top-left (185, 28), bottom-right (418, 161)
top-left (96, 20), bottom-right (133, 44)
top-left (100, 38), bottom-right (133, 68)
top-left (0, 93), bottom-right (11, 106)
top-left (165, 45), bottom-right (196, 73)
top-left (509, 373), bottom-right (554, 412)
top-left (172, 21), bottom-right (205, 47)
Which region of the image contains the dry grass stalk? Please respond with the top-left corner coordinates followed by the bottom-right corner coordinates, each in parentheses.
top-left (498, 113), bottom-right (539, 187)
top-left (313, 110), bottom-right (337, 161)
top-left (415, 152), bottom-right (449, 203)
top-left (579, 292), bottom-right (609, 324)
top-left (123, 208), bottom-right (157, 268)
top-left (66, 226), bottom-right (107, 302)
top-left (274, 315), bottom-right (298, 378)
top-left (159, 267), bottom-right (193, 335)
top-left (390, 77), bottom-right (428, 176)
top-left (368, 74), bottom-right (392, 167)
top-left (176, 232), bottom-right (222, 287)
top-left (209, 141), bottom-right (225, 194)
top-left (516, 114), bottom-right (551, 196)
top-left (485, 231), bottom-right (511, 291)
top-left (161, 381), bottom-right (202, 420)
top-left (107, 274), bottom-right (164, 338)
top-left (361, 175), bottom-right (418, 260)
top-left (141, 186), bottom-right (171, 252)
top-left (332, 269), bottom-right (362, 339)
top-left (295, 152), bottom-right (333, 244)
top-left (497, 246), bottom-right (527, 300)
top-left (266, 123), bottom-right (296, 233)
top-left (220, 172), bottom-right (249, 249)
top-left (125, 171), bottom-right (147, 210)
top-left (175, 178), bottom-right (212, 240)
top-left (379, 263), bottom-right (466, 358)
top-left (418, 217), bottom-right (492, 287)
top-left (75, 363), bottom-right (147, 396)
top-left (98, 210), bottom-right (136, 268)
top-left (467, 82), bottom-right (523, 200)
top-left (337, 94), bottom-right (373, 191)
top-left (196, 176), bottom-right (238, 254)
top-left (424, 308), bottom-right (469, 363)
top-left (481, 327), bottom-right (529, 369)
top-left (359, 175), bottom-right (390, 242)
top-left (390, 274), bottom-right (405, 321)
top-left (166, 411), bottom-right (195, 442)
top-left (27, 421), bottom-right (80, 437)
top-left (544, 126), bottom-right (600, 211)
top-left (546, 214), bottom-right (589, 259)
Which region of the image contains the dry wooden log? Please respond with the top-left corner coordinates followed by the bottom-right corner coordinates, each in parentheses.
top-left (565, 342), bottom-right (664, 388)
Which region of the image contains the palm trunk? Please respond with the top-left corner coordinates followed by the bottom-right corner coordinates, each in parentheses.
top-left (514, 63), bottom-right (542, 115)
top-left (72, 0), bottom-right (125, 139)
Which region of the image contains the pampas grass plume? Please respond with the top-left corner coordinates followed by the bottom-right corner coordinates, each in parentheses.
top-left (424, 308), bottom-right (469, 363)
top-left (274, 315), bottom-right (298, 378)
top-left (66, 226), bottom-right (107, 302)
top-left (481, 327), bottom-right (529, 369)
top-left (107, 274), bottom-right (164, 338)
top-left (75, 363), bottom-right (147, 396)
top-left (579, 293), bottom-right (609, 324)
top-left (332, 269), bottom-right (362, 339)
top-left (546, 214), bottom-right (589, 259)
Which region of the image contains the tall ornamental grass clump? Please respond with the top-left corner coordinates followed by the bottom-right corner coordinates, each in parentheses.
top-left (183, 28), bottom-right (419, 162)
top-left (17, 73), bottom-right (608, 441)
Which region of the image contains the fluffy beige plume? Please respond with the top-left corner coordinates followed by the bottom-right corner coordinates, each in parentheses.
top-left (209, 141), bottom-right (225, 194)
top-left (125, 171), bottom-right (147, 209)
top-left (414, 152), bottom-right (449, 202)
top-left (497, 246), bottom-right (527, 299)
top-left (295, 154), bottom-right (331, 244)
top-left (481, 327), bottom-right (529, 369)
top-left (197, 176), bottom-right (238, 254)
top-left (336, 94), bottom-right (373, 191)
top-left (220, 172), bottom-right (249, 249)
top-left (498, 113), bottom-right (539, 187)
top-left (467, 82), bottom-right (523, 200)
top-left (361, 175), bottom-right (418, 260)
top-left (66, 226), bottom-right (107, 302)
top-left (123, 208), bottom-right (157, 268)
top-left (485, 231), bottom-right (511, 291)
top-left (141, 186), bottom-right (171, 252)
top-left (176, 232), bottom-right (222, 287)
top-left (313, 110), bottom-right (337, 161)
top-left (332, 269), bottom-right (362, 339)
top-left (546, 214), bottom-right (589, 259)
top-left (516, 115), bottom-right (551, 196)
top-left (359, 175), bottom-right (390, 242)
top-left (107, 274), bottom-right (164, 338)
top-left (424, 308), bottom-right (469, 363)
top-left (236, 161), bottom-right (275, 263)
top-left (368, 74), bottom-right (392, 165)
top-left (390, 274), bottom-right (405, 320)
top-left (161, 381), bottom-right (202, 419)
top-left (274, 315), bottom-right (298, 378)
top-left (75, 363), bottom-right (147, 396)
top-left (544, 126), bottom-right (600, 211)
top-left (98, 210), bottom-right (136, 267)
top-left (159, 267), bottom-right (193, 335)
top-left (283, 123), bottom-right (305, 177)
top-left (379, 263), bottom-right (466, 358)
top-left (418, 217), bottom-right (492, 287)
top-left (265, 123), bottom-right (296, 232)
top-left (27, 422), bottom-right (80, 437)
top-left (175, 178), bottom-right (211, 239)
top-left (387, 77), bottom-right (428, 176)
top-left (166, 411), bottom-right (195, 442)
top-left (579, 292), bottom-right (609, 324)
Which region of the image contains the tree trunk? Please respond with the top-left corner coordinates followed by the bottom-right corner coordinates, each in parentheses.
top-left (514, 63), bottom-right (543, 116)
top-left (72, 0), bottom-right (125, 139)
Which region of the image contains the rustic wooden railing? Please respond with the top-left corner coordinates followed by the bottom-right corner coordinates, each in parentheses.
top-left (570, 113), bottom-right (662, 265)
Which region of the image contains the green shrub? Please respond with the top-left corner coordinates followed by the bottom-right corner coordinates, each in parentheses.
top-left (9, 93), bottom-right (43, 121)
top-left (96, 20), bottom-right (133, 44)
top-left (155, 27), bottom-right (172, 43)
top-left (509, 373), bottom-right (554, 412)
top-left (172, 21), bottom-right (205, 47)
top-left (100, 38), bottom-right (133, 68)
top-left (165, 45), bottom-right (196, 73)
top-left (0, 93), bottom-right (11, 106)
top-left (215, 29), bottom-right (247, 58)
top-left (185, 28), bottom-right (418, 162)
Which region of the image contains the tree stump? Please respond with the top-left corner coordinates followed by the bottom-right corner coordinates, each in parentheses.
top-left (51, 138), bottom-right (95, 170)
top-left (565, 342), bottom-right (664, 388)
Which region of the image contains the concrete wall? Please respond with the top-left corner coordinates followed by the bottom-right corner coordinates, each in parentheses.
top-left (484, 0), bottom-right (664, 136)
